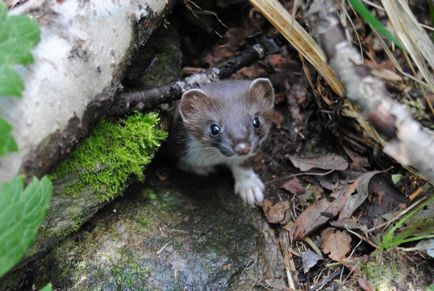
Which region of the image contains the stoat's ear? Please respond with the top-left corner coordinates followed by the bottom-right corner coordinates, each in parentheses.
top-left (179, 88), bottom-right (210, 122)
top-left (248, 78), bottom-right (275, 109)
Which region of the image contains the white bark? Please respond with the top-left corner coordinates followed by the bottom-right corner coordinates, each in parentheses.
top-left (0, 0), bottom-right (172, 182)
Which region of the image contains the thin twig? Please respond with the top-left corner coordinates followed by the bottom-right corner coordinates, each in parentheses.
top-left (266, 169), bottom-right (336, 185)
top-left (110, 35), bottom-right (280, 115)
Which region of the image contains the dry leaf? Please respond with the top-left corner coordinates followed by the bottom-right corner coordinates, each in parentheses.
top-left (339, 171), bottom-right (380, 219)
top-left (316, 174), bottom-right (340, 191)
top-left (281, 177), bottom-right (305, 195)
top-left (342, 146), bottom-right (370, 171)
top-left (289, 198), bottom-right (343, 240)
top-left (321, 228), bottom-right (352, 261)
top-left (360, 173), bottom-right (406, 227)
top-left (289, 180), bottom-right (358, 241)
top-left (331, 218), bottom-right (368, 233)
top-left (358, 278), bottom-right (373, 291)
top-left (301, 250), bottom-right (323, 274)
top-left (287, 154), bottom-right (348, 171)
top-left (261, 199), bottom-right (290, 224)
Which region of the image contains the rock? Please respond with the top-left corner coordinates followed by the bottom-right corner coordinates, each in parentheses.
top-left (2, 168), bottom-right (285, 290)
top-left (0, 0), bottom-right (173, 181)
top-left (0, 24), bottom-right (181, 283)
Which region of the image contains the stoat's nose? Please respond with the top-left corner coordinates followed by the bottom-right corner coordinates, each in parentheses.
top-left (234, 143), bottom-right (250, 155)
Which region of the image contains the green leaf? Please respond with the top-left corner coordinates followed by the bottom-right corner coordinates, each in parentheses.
top-left (0, 116), bottom-right (17, 156)
top-left (0, 176), bottom-right (52, 278)
top-left (0, 1), bottom-right (40, 97)
top-left (0, 66), bottom-right (23, 97)
top-left (347, 0), bottom-right (403, 49)
top-left (39, 283), bottom-right (52, 291)
top-left (391, 174), bottom-right (402, 184)
top-left (380, 196), bottom-right (434, 250)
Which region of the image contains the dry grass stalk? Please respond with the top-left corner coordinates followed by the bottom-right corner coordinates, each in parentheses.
top-left (248, 0), bottom-right (345, 96)
top-left (381, 0), bottom-right (434, 93)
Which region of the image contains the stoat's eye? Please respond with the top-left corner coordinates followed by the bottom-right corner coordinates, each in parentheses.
top-left (209, 124), bottom-right (221, 136)
top-left (252, 117), bottom-right (260, 128)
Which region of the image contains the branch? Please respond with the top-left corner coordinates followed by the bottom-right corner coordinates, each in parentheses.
top-left (308, 0), bottom-right (434, 183)
top-left (110, 35), bottom-right (281, 115)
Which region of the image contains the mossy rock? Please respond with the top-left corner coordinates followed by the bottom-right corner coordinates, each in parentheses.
top-left (51, 112), bottom-right (167, 203)
top-left (17, 169), bottom-right (285, 290)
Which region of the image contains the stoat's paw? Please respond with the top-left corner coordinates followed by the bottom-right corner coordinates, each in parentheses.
top-left (178, 162), bottom-right (215, 176)
top-left (234, 172), bottom-right (265, 206)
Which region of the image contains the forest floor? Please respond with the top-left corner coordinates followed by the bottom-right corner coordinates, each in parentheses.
top-left (159, 0), bottom-right (434, 290)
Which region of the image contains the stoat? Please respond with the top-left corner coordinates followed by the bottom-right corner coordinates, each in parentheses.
top-left (170, 78), bottom-right (275, 205)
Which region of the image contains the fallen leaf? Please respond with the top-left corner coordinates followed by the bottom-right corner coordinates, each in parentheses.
top-left (289, 180), bottom-right (358, 241)
top-left (301, 250), bottom-right (323, 274)
top-left (339, 171), bottom-right (380, 219)
top-left (281, 177), bottom-right (305, 194)
top-left (289, 198), bottom-right (343, 241)
top-left (287, 154), bottom-right (348, 172)
top-left (296, 191), bottom-right (313, 207)
top-left (342, 146), bottom-right (370, 170)
top-left (261, 199), bottom-right (290, 224)
top-left (331, 218), bottom-right (368, 233)
top-left (233, 65), bottom-right (266, 79)
top-left (321, 228), bottom-right (352, 261)
top-left (358, 278), bottom-right (373, 291)
top-left (316, 174), bottom-right (340, 191)
top-left (361, 173), bottom-right (406, 227)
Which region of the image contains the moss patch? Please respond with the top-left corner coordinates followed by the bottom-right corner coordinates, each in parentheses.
top-left (50, 112), bottom-right (167, 202)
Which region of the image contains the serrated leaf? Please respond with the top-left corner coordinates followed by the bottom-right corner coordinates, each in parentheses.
top-left (0, 66), bottom-right (23, 96)
top-left (0, 176), bottom-right (52, 277)
top-left (0, 116), bottom-right (17, 156)
top-left (0, 2), bottom-right (40, 97)
top-left (0, 3), bottom-right (39, 65)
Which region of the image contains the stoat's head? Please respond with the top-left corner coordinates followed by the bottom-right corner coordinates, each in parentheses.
top-left (179, 78), bottom-right (275, 158)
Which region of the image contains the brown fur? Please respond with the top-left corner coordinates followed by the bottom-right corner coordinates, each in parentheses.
top-left (169, 79), bottom-right (275, 162)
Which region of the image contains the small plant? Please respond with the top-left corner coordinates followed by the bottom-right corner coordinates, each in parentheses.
top-left (346, 0), bottom-right (402, 49)
top-left (0, 1), bottom-right (40, 154)
top-left (0, 176), bottom-right (52, 277)
top-left (0, 3), bottom-right (52, 281)
top-left (380, 196), bottom-right (434, 250)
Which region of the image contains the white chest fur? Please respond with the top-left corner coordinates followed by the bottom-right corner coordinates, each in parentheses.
top-left (178, 135), bottom-right (264, 205)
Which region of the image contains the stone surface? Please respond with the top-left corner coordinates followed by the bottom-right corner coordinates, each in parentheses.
top-left (2, 167), bottom-right (285, 290)
top-left (0, 0), bottom-right (173, 181)
top-left (4, 25), bottom-right (181, 269)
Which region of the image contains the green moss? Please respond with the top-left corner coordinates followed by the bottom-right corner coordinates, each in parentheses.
top-left (141, 188), bottom-right (158, 201)
top-left (362, 258), bottom-right (398, 290)
top-left (51, 112), bottom-right (167, 202)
